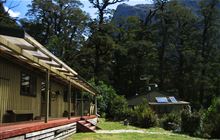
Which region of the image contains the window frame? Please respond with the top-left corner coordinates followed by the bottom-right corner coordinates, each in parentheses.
top-left (20, 71), bottom-right (37, 97)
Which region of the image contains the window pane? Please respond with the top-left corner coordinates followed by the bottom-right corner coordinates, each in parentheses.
top-left (20, 72), bottom-right (36, 97)
top-left (21, 73), bottom-right (30, 95)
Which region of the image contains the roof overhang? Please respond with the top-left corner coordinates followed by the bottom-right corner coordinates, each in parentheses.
top-left (0, 33), bottom-right (98, 95)
top-left (148, 101), bottom-right (190, 106)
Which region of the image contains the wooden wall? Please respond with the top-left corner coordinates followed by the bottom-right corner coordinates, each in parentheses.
top-left (0, 57), bottom-right (76, 123)
top-left (50, 81), bottom-right (75, 118)
top-left (0, 58), bottom-right (41, 123)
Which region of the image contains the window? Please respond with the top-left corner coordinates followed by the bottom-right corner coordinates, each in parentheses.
top-left (20, 72), bottom-right (36, 97)
top-left (41, 82), bottom-right (46, 101)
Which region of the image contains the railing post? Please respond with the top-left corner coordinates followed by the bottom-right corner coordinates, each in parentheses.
top-left (45, 69), bottom-right (50, 123)
top-left (68, 81), bottom-right (71, 119)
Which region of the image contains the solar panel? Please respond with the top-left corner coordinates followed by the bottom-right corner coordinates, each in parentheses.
top-left (169, 96), bottom-right (178, 103)
top-left (155, 97), bottom-right (168, 103)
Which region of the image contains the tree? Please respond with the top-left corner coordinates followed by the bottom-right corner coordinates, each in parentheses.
top-left (165, 0), bottom-right (198, 101)
top-left (22, 0), bottom-right (89, 67)
top-left (152, 0), bottom-right (170, 90)
top-left (86, 0), bottom-right (127, 83)
top-left (111, 16), bottom-right (157, 97)
top-left (198, 0), bottom-right (220, 105)
top-left (89, 0), bottom-right (127, 25)
top-left (0, 0), bottom-right (19, 27)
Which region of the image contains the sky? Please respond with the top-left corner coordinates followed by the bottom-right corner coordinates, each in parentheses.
top-left (4, 0), bottom-right (153, 19)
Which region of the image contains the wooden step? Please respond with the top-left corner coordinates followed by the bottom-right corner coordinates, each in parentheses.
top-left (77, 120), bottom-right (96, 132)
top-left (78, 120), bottom-right (86, 124)
top-left (84, 123), bottom-right (91, 127)
top-left (89, 126), bottom-right (96, 130)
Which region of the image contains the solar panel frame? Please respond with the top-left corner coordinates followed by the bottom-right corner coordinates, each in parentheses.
top-left (169, 96), bottom-right (178, 103)
top-left (155, 97), bottom-right (169, 103)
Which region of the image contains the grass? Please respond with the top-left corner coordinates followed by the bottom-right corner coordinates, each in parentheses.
top-left (97, 118), bottom-right (140, 130)
top-left (69, 118), bottom-right (202, 140)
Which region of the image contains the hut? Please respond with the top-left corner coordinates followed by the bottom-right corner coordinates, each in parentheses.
top-left (0, 28), bottom-right (99, 139)
top-left (128, 91), bottom-right (190, 114)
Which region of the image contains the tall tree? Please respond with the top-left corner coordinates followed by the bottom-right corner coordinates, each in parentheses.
top-left (87, 0), bottom-right (126, 82)
top-left (198, 0), bottom-right (220, 105)
top-left (152, 0), bottom-right (170, 90)
top-left (166, 0), bottom-right (198, 101)
top-left (110, 16), bottom-right (158, 97)
top-left (22, 0), bottom-right (89, 67)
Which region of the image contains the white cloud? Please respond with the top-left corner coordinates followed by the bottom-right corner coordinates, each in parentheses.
top-left (4, 6), bottom-right (21, 18)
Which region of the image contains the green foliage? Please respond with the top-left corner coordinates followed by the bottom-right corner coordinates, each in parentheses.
top-left (160, 112), bottom-right (181, 131)
top-left (89, 79), bottom-right (128, 120)
top-left (12, 0), bottom-right (220, 135)
top-left (108, 95), bottom-right (128, 120)
top-left (0, 2), bottom-right (20, 29)
top-left (19, 0), bottom-right (220, 111)
top-left (181, 110), bottom-right (201, 136)
top-left (22, 0), bottom-right (89, 68)
top-left (128, 100), bottom-right (158, 128)
top-left (203, 97), bottom-right (220, 138)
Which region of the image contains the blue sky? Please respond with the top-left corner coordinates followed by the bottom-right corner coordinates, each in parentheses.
top-left (5, 0), bottom-right (153, 19)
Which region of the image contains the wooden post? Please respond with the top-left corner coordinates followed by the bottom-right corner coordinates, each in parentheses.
top-left (75, 92), bottom-right (77, 116)
top-left (45, 70), bottom-right (50, 123)
top-left (88, 95), bottom-right (91, 116)
top-left (68, 82), bottom-right (71, 119)
top-left (81, 92), bottom-right (84, 117)
top-left (95, 95), bottom-right (97, 116)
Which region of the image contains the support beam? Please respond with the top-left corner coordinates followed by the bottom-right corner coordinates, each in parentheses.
top-left (95, 96), bottom-right (97, 116)
top-left (0, 35), bottom-right (96, 95)
top-left (64, 73), bottom-right (74, 77)
top-left (25, 35), bottom-right (78, 75)
top-left (45, 62), bottom-right (62, 68)
top-left (56, 68), bottom-right (69, 73)
top-left (68, 82), bottom-right (71, 119)
top-left (81, 92), bottom-right (84, 117)
top-left (33, 54), bottom-right (51, 61)
top-left (75, 93), bottom-right (77, 116)
top-left (17, 44), bottom-right (36, 51)
top-left (88, 96), bottom-right (91, 116)
top-left (45, 70), bottom-right (50, 123)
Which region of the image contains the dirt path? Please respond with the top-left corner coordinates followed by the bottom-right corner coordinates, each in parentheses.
top-left (96, 130), bottom-right (176, 136)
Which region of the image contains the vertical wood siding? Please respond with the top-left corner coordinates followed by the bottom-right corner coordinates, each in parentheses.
top-left (50, 82), bottom-right (74, 118)
top-left (0, 77), bottom-right (9, 123)
top-left (0, 58), bottom-right (76, 122)
top-left (0, 59), bottom-right (41, 122)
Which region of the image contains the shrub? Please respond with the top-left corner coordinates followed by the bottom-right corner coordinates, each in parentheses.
top-left (128, 100), bottom-right (158, 128)
top-left (89, 79), bottom-right (129, 121)
top-left (160, 112), bottom-right (181, 131)
top-left (108, 95), bottom-right (128, 120)
top-left (88, 79), bottom-right (117, 115)
top-left (181, 110), bottom-right (201, 136)
top-left (203, 97), bottom-right (220, 138)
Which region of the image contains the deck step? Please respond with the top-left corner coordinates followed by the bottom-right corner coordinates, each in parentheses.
top-left (84, 123), bottom-right (91, 127)
top-left (77, 120), bottom-right (97, 132)
top-left (78, 120), bottom-right (86, 124)
top-left (89, 126), bottom-right (96, 130)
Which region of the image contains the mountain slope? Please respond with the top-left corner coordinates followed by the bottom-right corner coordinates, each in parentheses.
top-left (113, 0), bottom-right (200, 22)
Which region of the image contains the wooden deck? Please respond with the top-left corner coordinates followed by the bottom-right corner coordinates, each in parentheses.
top-left (0, 115), bottom-right (96, 139)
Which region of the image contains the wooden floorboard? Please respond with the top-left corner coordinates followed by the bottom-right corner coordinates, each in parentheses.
top-left (0, 115), bottom-right (96, 139)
